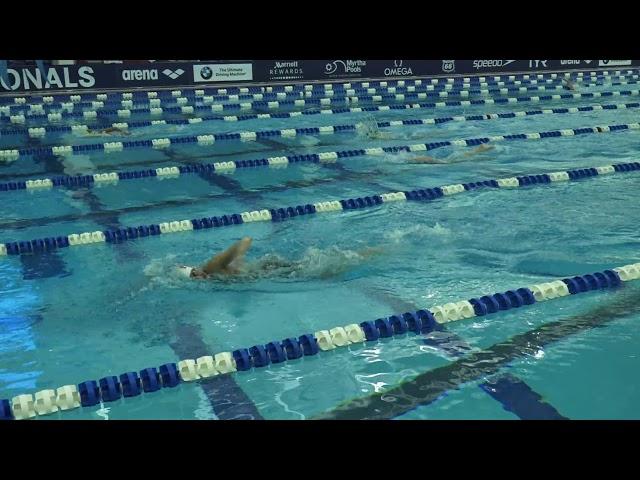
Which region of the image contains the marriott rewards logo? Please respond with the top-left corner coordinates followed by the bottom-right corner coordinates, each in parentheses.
top-left (269, 61), bottom-right (304, 81)
top-left (0, 66), bottom-right (96, 91)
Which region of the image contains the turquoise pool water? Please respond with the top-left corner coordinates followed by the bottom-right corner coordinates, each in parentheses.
top-left (1, 76), bottom-right (639, 420)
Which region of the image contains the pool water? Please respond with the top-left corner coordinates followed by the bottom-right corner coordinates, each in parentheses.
top-left (1, 77), bottom-right (639, 420)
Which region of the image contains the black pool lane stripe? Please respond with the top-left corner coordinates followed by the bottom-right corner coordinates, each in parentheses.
top-left (17, 153), bottom-right (70, 280)
top-left (0, 167), bottom-right (387, 231)
top-left (23, 164), bottom-right (263, 420)
top-left (313, 284), bottom-right (640, 420)
top-left (479, 373), bottom-right (568, 420)
top-left (169, 323), bottom-right (264, 420)
top-left (0, 135), bottom-right (307, 181)
top-left (359, 285), bottom-right (561, 419)
top-left (85, 189), bottom-right (262, 420)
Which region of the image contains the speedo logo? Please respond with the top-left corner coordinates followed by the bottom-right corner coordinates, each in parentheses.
top-left (473, 59), bottom-right (516, 69)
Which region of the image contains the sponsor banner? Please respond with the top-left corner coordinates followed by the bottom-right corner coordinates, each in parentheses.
top-left (320, 59), bottom-right (368, 79)
top-left (118, 65), bottom-right (188, 85)
top-left (4, 60), bottom-right (640, 93)
top-left (598, 60), bottom-right (633, 67)
top-left (257, 60), bottom-right (307, 82)
top-left (0, 63), bottom-right (196, 92)
top-left (0, 65), bottom-right (99, 92)
top-left (457, 60), bottom-right (543, 72)
top-left (558, 60), bottom-right (594, 67)
top-left (193, 63), bottom-right (253, 82)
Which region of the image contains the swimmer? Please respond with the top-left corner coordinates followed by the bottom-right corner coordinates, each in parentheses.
top-left (562, 78), bottom-right (577, 91)
top-left (356, 116), bottom-right (399, 141)
top-left (84, 126), bottom-right (131, 137)
top-left (176, 237), bottom-right (383, 280)
top-left (408, 143), bottom-right (495, 164)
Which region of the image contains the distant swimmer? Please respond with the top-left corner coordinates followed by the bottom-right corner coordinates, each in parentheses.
top-left (84, 126), bottom-right (131, 137)
top-left (176, 237), bottom-right (383, 281)
top-left (562, 78), bottom-right (577, 91)
top-left (356, 116), bottom-right (399, 140)
top-left (408, 143), bottom-right (495, 164)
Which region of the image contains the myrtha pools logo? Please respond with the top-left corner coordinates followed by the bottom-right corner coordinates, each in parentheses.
top-left (324, 60), bottom-right (366, 75)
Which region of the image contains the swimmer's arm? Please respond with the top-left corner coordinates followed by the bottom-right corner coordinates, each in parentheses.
top-left (201, 237), bottom-right (252, 275)
top-left (407, 156), bottom-right (448, 164)
top-left (462, 144), bottom-right (495, 157)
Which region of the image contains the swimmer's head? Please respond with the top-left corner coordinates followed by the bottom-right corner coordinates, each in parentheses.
top-left (176, 265), bottom-right (209, 279)
top-left (176, 265), bottom-right (194, 278)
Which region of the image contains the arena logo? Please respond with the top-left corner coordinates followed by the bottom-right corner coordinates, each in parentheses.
top-left (560, 60), bottom-right (582, 65)
top-left (121, 68), bottom-right (185, 81)
top-left (442, 60), bottom-right (455, 73)
top-left (269, 61), bottom-right (304, 80)
top-left (324, 60), bottom-right (367, 75)
top-left (472, 59), bottom-right (516, 69)
top-left (384, 60), bottom-right (413, 76)
top-left (0, 66), bottom-right (95, 91)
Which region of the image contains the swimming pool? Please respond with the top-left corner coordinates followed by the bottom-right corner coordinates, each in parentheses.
top-left (1, 70), bottom-right (639, 420)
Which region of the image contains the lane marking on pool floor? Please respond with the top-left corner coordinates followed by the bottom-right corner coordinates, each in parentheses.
top-left (314, 283), bottom-right (640, 420)
top-left (3, 261), bottom-right (638, 419)
top-left (360, 285), bottom-right (565, 419)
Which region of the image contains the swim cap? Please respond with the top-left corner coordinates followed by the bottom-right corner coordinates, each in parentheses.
top-left (176, 265), bottom-right (194, 278)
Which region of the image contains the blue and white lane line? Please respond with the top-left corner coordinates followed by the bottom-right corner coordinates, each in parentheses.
top-left (1, 161), bottom-right (639, 257)
top-left (2, 76), bottom-right (634, 117)
top-left (3, 86), bottom-right (638, 129)
top-left (1, 116), bottom-right (638, 198)
top-left (2, 113), bottom-right (639, 167)
top-left (2, 261), bottom-right (638, 419)
top-left (2, 99), bottom-right (638, 143)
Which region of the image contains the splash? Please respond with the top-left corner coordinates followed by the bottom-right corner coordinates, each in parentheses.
top-left (355, 114), bottom-right (382, 139)
top-left (61, 154), bottom-right (95, 176)
top-left (296, 135), bottom-right (321, 147)
top-left (383, 223), bottom-right (451, 244)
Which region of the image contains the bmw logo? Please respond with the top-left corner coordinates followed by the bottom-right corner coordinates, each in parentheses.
top-left (200, 66), bottom-right (213, 80)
